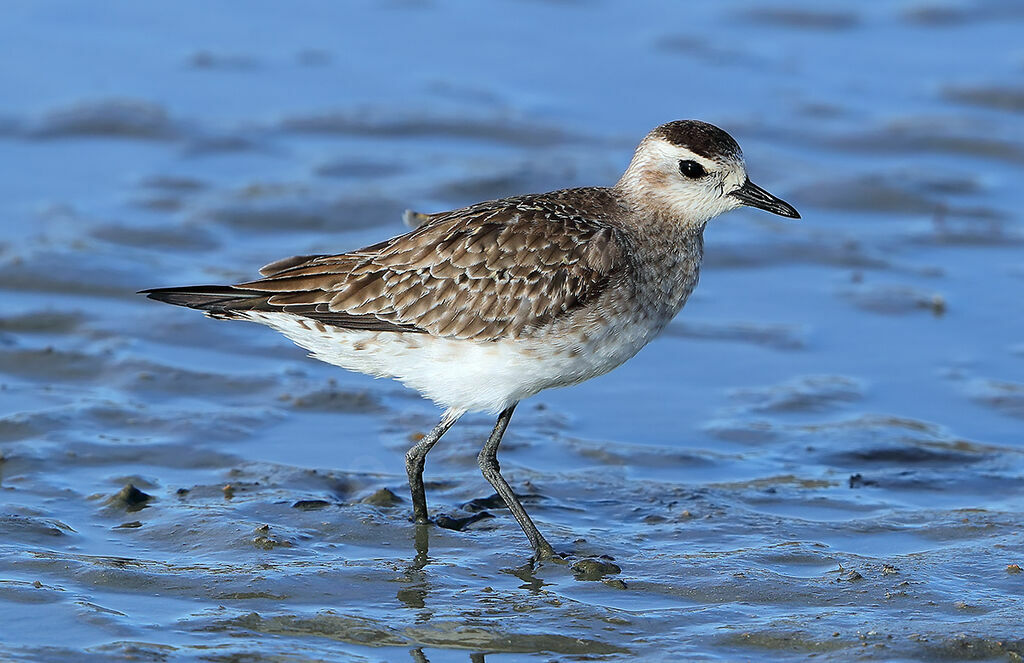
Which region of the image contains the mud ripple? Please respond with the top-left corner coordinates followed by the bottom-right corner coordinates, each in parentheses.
top-left (90, 222), bottom-right (220, 251)
top-left (705, 413), bottom-right (980, 463)
top-left (0, 515), bottom-right (75, 541)
top-left (279, 110), bottom-right (585, 147)
top-left (655, 35), bottom-right (762, 67)
top-left (198, 191), bottom-right (406, 233)
top-left (826, 119), bottom-right (1024, 164)
top-left (665, 319), bottom-right (807, 350)
top-left (966, 378), bottom-right (1024, 419)
top-left (314, 158), bottom-right (406, 179)
top-left (0, 310), bottom-right (85, 334)
top-left (708, 226), bottom-right (892, 270)
top-left (431, 159), bottom-right (583, 206)
top-left (790, 174), bottom-right (969, 216)
top-left (839, 283), bottom-right (946, 315)
top-left (944, 85), bottom-right (1024, 114)
top-left (906, 216), bottom-right (1023, 246)
top-left (737, 7), bottom-right (860, 30)
top-left (0, 251), bottom-right (144, 298)
top-left (220, 611), bottom-right (629, 655)
top-left (185, 50), bottom-right (261, 71)
top-left (277, 384), bottom-right (382, 413)
top-left (728, 375), bottom-right (864, 413)
top-left (28, 99), bottom-right (183, 140)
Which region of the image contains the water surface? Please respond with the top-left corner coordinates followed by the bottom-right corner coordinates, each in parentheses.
top-left (1, 1), bottom-right (1023, 661)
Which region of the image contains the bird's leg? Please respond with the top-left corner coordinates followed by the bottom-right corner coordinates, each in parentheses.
top-left (477, 403), bottom-right (557, 561)
top-left (405, 408), bottom-right (462, 524)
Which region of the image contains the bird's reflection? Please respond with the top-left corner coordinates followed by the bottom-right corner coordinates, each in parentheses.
top-left (410, 647), bottom-right (487, 662)
top-left (412, 521), bottom-right (431, 570)
top-left (501, 555), bottom-right (558, 593)
top-left (396, 523), bottom-right (434, 619)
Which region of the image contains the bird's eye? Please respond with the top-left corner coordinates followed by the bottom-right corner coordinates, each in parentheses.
top-left (678, 160), bottom-right (707, 179)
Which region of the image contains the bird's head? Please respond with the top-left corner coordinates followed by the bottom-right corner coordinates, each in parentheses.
top-left (618, 120), bottom-right (799, 226)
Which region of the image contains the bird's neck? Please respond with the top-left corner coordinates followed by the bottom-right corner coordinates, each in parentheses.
top-left (609, 183), bottom-right (707, 251)
top-left (614, 193), bottom-right (706, 322)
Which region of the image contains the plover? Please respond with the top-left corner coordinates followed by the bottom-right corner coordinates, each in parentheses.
top-left (142, 120), bottom-right (799, 561)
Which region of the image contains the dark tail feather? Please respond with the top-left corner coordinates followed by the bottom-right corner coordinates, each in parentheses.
top-left (140, 284), bottom-right (425, 333)
top-left (138, 285), bottom-right (265, 315)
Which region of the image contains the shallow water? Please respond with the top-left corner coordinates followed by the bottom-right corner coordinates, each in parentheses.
top-left (1, 1), bottom-right (1023, 661)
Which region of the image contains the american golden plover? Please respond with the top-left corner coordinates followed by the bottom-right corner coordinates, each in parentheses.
top-left (142, 120), bottom-right (800, 560)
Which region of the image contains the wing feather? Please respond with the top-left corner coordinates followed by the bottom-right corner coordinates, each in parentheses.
top-left (230, 189), bottom-right (629, 341)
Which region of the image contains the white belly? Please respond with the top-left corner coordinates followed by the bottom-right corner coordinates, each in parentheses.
top-left (241, 310), bottom-right (664, 414)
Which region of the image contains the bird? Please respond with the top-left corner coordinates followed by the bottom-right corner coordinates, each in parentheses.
top-left (141, 120), bottom-right (799, 561)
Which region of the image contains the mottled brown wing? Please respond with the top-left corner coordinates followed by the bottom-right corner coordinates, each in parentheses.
top-left (237, 195), bottom-right (627, 341)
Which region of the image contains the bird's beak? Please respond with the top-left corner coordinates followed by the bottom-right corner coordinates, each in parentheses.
top-left (729, 178), bottom-right (800, 219)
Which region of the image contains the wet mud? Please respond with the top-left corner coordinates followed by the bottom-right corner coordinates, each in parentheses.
top-left (1, 1), bottom-right (1023, 661)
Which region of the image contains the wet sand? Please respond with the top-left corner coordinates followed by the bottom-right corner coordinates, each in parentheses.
top-left (1, 1), bottom-right (1023, 661)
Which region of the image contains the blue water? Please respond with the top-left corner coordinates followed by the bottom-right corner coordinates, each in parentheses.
top-left (2, 1), bottom-right (1023, 661)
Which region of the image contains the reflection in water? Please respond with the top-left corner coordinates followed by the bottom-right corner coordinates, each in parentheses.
top-left (410, 648), bottom-right (487, 663)
top-left (504, 558), bottom-right (551, 593)
top-left (413, 521), bottom-right (431, 571)
top-left (397, 524), bottom-right (434, 621)
top-left (405, 526), bottom-right (489, 663)
top-left (1, 0), bottom-right (1023, 661)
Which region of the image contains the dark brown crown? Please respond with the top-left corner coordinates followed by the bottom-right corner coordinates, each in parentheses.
top-left (650, 120), bottom-right (742, 160)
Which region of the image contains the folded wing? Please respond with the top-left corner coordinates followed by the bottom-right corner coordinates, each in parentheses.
top-left (146, 191), bottom-right (629, 342)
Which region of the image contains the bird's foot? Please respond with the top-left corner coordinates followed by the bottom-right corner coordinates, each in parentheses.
top-left (531, 542), bottom-right (567, 565)
top-left (509, 550), bottom-right (622, 585)
top-left (430, 511), bottom-right (493, 531)
top-left (533, 548), bottom-right (620, 579)
top-left (532, 543), bottom-right (623, 582)
top-left (569, 555), bottom-right (622, 581)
